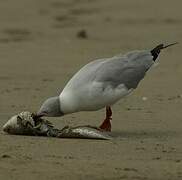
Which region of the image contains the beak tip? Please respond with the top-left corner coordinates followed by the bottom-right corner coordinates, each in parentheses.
top-left (34, 111), bottom-right (45, 118)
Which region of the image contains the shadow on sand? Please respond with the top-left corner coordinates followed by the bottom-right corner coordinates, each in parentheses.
top-left (109, 130), bottom-right (179, 140)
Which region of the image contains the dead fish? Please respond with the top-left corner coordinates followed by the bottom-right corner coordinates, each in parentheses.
top-left (57, 125), bottom-right (112, 140)
top-left (3, 111), bottom-right (51, 136)
top-left (3, 112), bottom-right (35, 135)
top-left (3, 111), bottom-right (112, 140)
top-left (3, 111), bottom-right (63, 136)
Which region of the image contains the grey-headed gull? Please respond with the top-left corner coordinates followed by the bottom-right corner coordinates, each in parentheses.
top-left (36, 43), bottom-right (177, 131)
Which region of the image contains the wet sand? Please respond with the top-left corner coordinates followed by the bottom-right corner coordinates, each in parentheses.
top-left (0, 0), bottom-right (182, 179)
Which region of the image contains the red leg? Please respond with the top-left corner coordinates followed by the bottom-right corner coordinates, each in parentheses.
top-left (99, 106), bottom-right (112, 132)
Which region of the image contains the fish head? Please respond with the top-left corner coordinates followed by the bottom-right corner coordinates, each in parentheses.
top-left (2, 111), bottom-right (35, 135)
top-left (3, 115), bottom-right (22, 134)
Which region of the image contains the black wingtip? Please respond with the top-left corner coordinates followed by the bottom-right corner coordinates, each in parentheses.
top-left (151, 42), bottom-right (178, 61)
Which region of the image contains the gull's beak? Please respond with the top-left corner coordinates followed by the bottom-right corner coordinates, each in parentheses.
top-left (33, 111), bottom-right (46, 119)
top-left (162, 42), bottom-right (179, 49)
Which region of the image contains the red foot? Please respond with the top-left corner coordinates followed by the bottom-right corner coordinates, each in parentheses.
top-left (99, 106), bottom-right (112, 132)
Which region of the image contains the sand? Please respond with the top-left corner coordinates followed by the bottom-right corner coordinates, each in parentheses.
top-left (0, 0), bottom-right (182, 179)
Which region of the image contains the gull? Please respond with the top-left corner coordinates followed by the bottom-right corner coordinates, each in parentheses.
top-left (36, 43), bottom-right (177, 131)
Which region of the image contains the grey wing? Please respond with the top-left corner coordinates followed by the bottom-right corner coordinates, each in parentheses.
top-left (94, 50), bottom-right (154, 89)
top-left (62, 58), bottom-right (109, 91)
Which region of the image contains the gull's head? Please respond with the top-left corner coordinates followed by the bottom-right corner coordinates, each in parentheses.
top-left (37, 96), bottom-right (64, 117)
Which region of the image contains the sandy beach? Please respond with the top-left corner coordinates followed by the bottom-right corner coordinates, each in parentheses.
top-left (0, 0), bottom-right (182, 179)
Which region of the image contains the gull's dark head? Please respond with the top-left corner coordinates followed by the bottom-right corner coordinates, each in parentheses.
top-left (36, 96), bottom-right (64, 117)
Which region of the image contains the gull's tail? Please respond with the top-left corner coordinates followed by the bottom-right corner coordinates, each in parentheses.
top-left (151, 42), bottom-right (178, 61)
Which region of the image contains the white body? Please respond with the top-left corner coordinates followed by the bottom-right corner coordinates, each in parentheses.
top-left (37, 43), bottom-right (177, 118)
top-left (59, 58), bottom-right (133, 114)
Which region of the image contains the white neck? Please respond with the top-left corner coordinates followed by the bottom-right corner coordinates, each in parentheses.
top-left (59, 91), bottom-right (79, 114)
